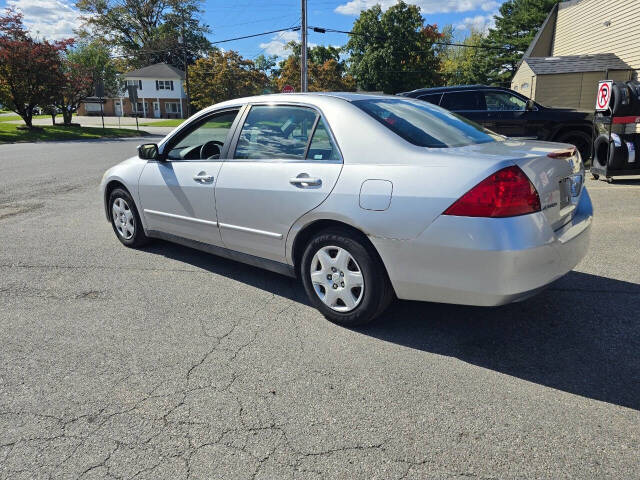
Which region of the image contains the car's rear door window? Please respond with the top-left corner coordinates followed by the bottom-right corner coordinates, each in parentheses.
top-left (440, 91), bottom-right (486, 111)
top-left (418, 93), bottom-right (442, 105)
top-left (306, 119), bottom-right (340, 161)
top-left (234, 105), bottom-right (318, 160)
top-left (352, 97), bottom-right (495, 148)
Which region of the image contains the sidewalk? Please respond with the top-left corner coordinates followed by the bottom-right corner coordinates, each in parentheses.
top-left (19, 116), bottom-right (176, 136)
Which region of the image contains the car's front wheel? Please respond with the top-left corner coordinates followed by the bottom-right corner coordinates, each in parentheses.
top-left (108, 188), bottom-right (149, 248)
top-left (301, 229), bottom-right (393, 326)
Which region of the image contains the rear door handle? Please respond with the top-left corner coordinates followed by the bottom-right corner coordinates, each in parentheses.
top-left (193, 172), bottom-right (214, 183)
top-left (290, 175), bottom-right (322, 187)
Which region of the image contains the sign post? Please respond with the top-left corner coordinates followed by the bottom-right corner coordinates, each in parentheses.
top-left (127, 85), bottom-right (139, 132)
top-left (96, 79), bottom-right (105, 131)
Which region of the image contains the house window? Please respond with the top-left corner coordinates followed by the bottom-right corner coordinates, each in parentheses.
top-left (521, 82), bottom-right (530, 90)
top-left (127, 79), bottom-right (142, 90)
top-left (165, 102), bottom-right (180, 114)
top-left (513, 85), bottom-right (519, 91)
top-left (156, 80), bottom-right (174, 91)
top-left (135, 102), bottom-right (145, 114)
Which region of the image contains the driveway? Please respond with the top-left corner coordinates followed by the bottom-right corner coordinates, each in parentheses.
top-left (0, 139), bottom-right (638, 479)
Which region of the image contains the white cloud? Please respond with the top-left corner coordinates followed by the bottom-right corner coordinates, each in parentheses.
top-left (7, 0), bottom-right (80, 40)
top-left (480, 1), bottom-right (500, 11)
top-left (258, 30), bottom-right (317, 58)
top-left (258, 30), bottom-right (300, 57)
top-left (455, 13), bottom-right (496, 33)
top-left (335, 0), bottom-right (502, 15)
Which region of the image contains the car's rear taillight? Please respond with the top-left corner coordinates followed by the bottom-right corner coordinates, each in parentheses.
top-left (443, 166), bottom-right (541, 218)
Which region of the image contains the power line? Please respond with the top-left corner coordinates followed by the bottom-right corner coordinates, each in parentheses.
top-left (211, 26), bottom-right (301, 45)
top-left (310, 26), bottom-right (506, 51)
top-left (250, 16), bottom-right (302, 60)
top-left (109, 26), bottom-right (302, 58)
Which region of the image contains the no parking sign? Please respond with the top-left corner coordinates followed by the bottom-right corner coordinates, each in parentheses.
top-left (596, 81), bottom-right (613, 111)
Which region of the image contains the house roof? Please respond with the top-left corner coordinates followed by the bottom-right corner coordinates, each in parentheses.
top-left (125, 63), bottom-right (185, 80)
top-left (523, 54), bottom-right (631, 75)
top-left (521, 3), bottom-right (558, 60)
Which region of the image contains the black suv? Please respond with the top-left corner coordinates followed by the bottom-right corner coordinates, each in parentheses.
top-left (400, 85), bottom-right (593, 159)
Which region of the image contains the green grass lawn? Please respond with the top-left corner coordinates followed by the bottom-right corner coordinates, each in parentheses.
top-left (0, 114), bottom-right (54, 123)
top-left (139, 118), bottom-right (185, 127)
top-left (0, 122), bottom-right (147, 143)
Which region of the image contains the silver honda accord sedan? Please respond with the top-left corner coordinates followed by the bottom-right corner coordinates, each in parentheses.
top-left (101, 93), bottom-right (592, 325)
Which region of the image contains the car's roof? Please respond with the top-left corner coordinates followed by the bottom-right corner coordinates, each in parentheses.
top-left (401, 85), bottom-right (512, 96)
top-left (207, 91), bottom-right (403, 111)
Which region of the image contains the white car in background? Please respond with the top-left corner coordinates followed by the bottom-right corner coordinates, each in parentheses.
top-left (101, 93), bottom-right (592, 325)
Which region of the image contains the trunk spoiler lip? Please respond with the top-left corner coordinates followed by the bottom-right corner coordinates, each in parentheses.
top-left (547, 147), bottom-right (577, 159)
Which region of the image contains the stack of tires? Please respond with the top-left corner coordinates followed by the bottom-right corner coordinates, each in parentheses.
top-left (592, 81), bottom-right (640, 172)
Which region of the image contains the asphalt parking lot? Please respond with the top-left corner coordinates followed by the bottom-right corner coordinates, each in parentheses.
top-left (0, 138), bottom-right (639, 479)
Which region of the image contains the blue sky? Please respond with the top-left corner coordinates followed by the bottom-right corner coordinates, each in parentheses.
top-left (1, 0), bottom-right (505, 60)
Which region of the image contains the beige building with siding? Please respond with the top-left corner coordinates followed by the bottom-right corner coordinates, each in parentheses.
top-left (511, 0), bottom-right (639, 110)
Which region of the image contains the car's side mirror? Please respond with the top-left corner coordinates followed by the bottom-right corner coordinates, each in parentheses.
top-left (526, 99), bottom-right (536, 111)
top-left (138, 143), bottom-right (159, 160)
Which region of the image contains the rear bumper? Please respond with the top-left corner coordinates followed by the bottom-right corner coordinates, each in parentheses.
top-left (371, 189), bottom-right (593, 306)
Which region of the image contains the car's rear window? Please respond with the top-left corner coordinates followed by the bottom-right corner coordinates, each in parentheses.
top-left (352, 97), bottom-right (496, 148)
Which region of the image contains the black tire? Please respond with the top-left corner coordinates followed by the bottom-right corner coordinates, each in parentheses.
top-left (108, 187), bottom-right (149, 248)
top-left (557, 130), bottom-right (592, 163)
top-left (300, 229), bottom-right (393, 327)
top-left (593, 134), bottom-right (627, 170)
top-left (610, 82), bottom-right (631, 116)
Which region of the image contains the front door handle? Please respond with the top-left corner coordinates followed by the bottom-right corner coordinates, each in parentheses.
top-left (290, 174), bottom-right (322, 187)
top-left (193, 172), bottom-right (214, 183)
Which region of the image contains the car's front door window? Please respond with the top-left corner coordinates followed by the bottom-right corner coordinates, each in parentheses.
top-left (484, 92), bottom-right (527, 111)
top-left (167, 110), bottom-right (239, 161)
top-left (234, 105), bottom-right (318, 160)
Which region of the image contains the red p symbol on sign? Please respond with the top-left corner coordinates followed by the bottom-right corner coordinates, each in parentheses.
top-left (596, 81), bottom-right (613, 110)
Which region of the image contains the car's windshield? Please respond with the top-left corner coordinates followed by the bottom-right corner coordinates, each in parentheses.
top-left (352, 97), bottom-right (497, 148)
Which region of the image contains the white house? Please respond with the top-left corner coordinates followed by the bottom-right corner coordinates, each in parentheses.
top-left (80, 63), bottom-right (188, 118)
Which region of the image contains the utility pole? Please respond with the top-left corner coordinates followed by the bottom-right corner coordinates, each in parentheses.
top-left (179, 18), bottom-right (191, 118)
top-left (301, 0), bottom-right (308, 92)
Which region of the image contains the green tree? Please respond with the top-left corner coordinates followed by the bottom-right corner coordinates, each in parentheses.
top-left (440, 29), bottom-right (491, 86)
top-left (254, 54), bottom-right (278, 75)
top-left (274, 42), bottom-right (355, 92)
top-left (189, 49), bottom-right (268, 110)
top-left (67, 41), bottom-right (121, 98)
top-left (76, 0), bottom-right (211, 69)
top-left (344, 1), bottom-right (443, 93)
top-left (483, 0), bottom-right (557, 85)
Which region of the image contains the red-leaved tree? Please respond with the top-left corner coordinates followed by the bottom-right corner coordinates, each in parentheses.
top-left (52, 56), bottom-right (94, 126)
top-left (0, 9), bottom-right (72, 128)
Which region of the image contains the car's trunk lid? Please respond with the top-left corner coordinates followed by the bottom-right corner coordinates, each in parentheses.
top-left (451, 139), bottom-right (585, 231)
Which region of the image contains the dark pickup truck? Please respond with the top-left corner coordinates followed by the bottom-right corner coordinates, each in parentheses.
top-left (399, 85), bottom-right (593, 160)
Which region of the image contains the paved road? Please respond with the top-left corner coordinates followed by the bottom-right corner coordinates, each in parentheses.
top-left (0, 139), bottom-right (639, 479)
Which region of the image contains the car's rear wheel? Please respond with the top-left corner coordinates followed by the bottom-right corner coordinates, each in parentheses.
top-left (109, 188), bottom-right (149, 248)
top-left (301, 229), bottom-right (393, 326)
